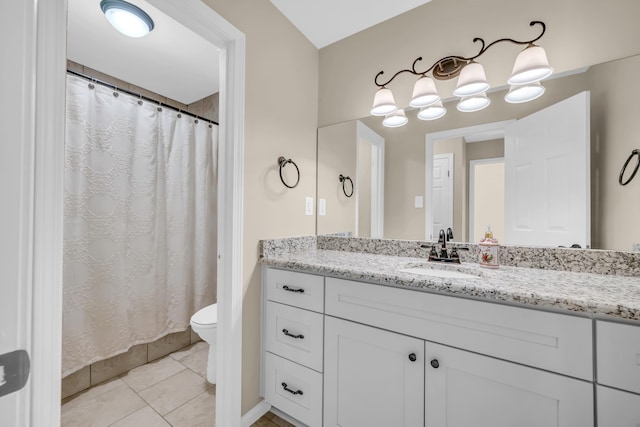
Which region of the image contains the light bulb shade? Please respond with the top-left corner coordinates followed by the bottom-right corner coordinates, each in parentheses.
top-left (453, 62), bottom-right (490, 97)
top-left (409, 76), bottom-right (440, 108)
top-left (370, 88), bottom-right (398, 116)
top-left (457, 93), bottom-right (491, 112)
top-left (417, 100), bottom-right (447, 121)
top-left (382, 109), bottom-right (408, 128)
top-left (100, 0), bottom-right (155, 38)
top-left (508, 45), bottom-right (553, 85)
top-left (504, 82), bottom-right (546, 103)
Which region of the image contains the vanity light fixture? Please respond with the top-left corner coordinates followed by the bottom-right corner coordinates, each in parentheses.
top-left (100, 0), bottom-right (155, 38)
top-left (371, 21), bottom-right (552, 127)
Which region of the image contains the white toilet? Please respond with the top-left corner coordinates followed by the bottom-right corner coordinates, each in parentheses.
top-left (190, 303), bottom-right (217, 384)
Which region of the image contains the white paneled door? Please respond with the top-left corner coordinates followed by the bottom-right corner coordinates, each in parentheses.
top-left (504, 91), bottom-right (590, 247)
top-left (432, 153), bottom-right (453, 240)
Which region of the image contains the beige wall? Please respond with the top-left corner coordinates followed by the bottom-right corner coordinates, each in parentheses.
top-left (202, 0), bottom-right (319, 414)
top-left (318, 0), bottom-right (640, 127)
top-left (317, 121), bottom-right (357, 235)
top-left (471, 162), bottom-right (505, 243)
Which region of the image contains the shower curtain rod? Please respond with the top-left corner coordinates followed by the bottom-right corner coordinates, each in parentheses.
top-left (66, 69), bottom-right (219, 126)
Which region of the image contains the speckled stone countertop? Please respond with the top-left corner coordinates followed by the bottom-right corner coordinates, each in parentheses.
top-left (260, 246), bottom-right (640, 322)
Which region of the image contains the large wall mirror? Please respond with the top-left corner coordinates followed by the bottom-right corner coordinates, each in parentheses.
top-left (317, 51), bottom-right (640, 251)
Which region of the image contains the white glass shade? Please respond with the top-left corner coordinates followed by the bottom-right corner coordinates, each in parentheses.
top-left (504, 82), bottom-right (545, 103)
top-left (101, 0), bottom-right (155, 38)
top-left (457, 93), bottom-right (491, 112)
top-left (409, 76), bottom-right (440, 108)
top-left (382, 109), bottom-right (408, 128)
top-left (508, 44), bottom-right (553, 85)
top-left (370, 88), bottom-right (398, 116)
top-left (417, 100), bottom-right (447, 121)
top-left (453, 62), bottom-right (490, 97)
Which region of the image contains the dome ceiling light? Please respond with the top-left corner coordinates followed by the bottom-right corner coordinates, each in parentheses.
top-left (370, 21), bottom-right (552, 128)
top-left (100, 0), bottom-right (155, 38)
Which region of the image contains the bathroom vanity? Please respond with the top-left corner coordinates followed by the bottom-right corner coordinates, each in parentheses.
top-left (259, 237), bottom-right (640, 427)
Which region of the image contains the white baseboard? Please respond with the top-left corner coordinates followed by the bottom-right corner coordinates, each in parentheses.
top-left (270, 407), bottom-right (307, 427)
top-left (241, 399), bottom-right (271, 427)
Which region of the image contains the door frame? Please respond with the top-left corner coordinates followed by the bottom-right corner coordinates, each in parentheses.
top-left (468, 157), bottom-right (504, 243)
top-left (355, 121), bottom-right (385, 238)
top-left (35, 1), bottom-right (245, 426)
top-left (425, 120), bottom-right (513, 241)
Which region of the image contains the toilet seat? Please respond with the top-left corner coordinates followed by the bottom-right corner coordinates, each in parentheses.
top-left (191, 303), bottom-right (217, 328)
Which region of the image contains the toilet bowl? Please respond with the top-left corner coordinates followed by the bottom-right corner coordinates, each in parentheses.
top-left (190, 303), bottom-right (217, 384)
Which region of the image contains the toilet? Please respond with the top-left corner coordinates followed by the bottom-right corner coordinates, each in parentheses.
top-left (190, 303), bottom-right (218, 384)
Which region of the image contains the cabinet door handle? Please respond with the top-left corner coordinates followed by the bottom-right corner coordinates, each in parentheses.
top-left (430, 359), bottom-right (440, 369)
top-left (281, 382), bottom-right (304, 396)
top-left (408, 353), bottom-right (417, 362)
top-left (282, 285), bottom-right (305, 293)
top-left (282, 329), bottom-right (304, 339)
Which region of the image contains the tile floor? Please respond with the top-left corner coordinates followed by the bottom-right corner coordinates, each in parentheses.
top-left (61, 342), bottom-right (293, 427)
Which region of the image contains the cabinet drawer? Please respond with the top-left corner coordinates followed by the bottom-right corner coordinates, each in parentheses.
top-left (265, 268), bottom-right (324, 313)
top-left (596, 320), bottom-right (640, 394)
top-left (597, 385), bottom-right (640, 426)
top-left (266, 301), bottom-right (324, 372)
top-left (325, 277), bottom-right (593, 380)
top-left (265, 352), bottom-right (322, 427)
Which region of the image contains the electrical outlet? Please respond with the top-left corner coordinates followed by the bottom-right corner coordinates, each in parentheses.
top-left (319, 198), bottom-right (326, 216)
top-left (305, 197), bottom-right (314, 216)
top-left (414, 196), bottom-right (424, 208)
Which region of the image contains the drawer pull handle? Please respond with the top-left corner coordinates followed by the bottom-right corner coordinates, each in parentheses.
top-left (282, 285), bottom-right (305, 293)
top-left (430, 359), bottom-right (440, 369)
top-left (408, 353), bottom-right (417, 362)
top-left (282, 329), bottom-right (304, 339)
top-left (281, 382), bottom-right (303, 396)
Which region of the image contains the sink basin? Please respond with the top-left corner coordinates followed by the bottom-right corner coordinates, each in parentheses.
top-left (396, 266), bottom-right (481, 280)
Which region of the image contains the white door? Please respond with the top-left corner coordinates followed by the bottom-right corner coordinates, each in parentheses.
top-left (324, 316), bottom-right (424, 427)
top-left (432, 153), bottom-right (453, 240)
top-left (425, 342), bottom-right (593, 426)
top-left (504, 91), bottom-right (590, 247)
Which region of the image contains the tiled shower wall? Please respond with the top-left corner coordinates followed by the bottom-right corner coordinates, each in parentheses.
top-left (66, 60), bottom-right (220, 123)
top-left (62, 61), bottom-right (214, 400)
top-left (61, 328), bottom-right (202, 400)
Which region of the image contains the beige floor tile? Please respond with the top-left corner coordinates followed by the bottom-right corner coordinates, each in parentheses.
top-left (109, 406), bottom-right (170, 427)
top-left (138, 369), bottom-right (212, 416)
top-left (61, 380), bottom-right (146, 427)
top-left (180, 347), bottom-right (209, 378)
top-left (90, 344), bottom-right (148, 386)
top-left (148, 330), bottom-right (191, 362)
top-left (251, 418), bottom-right (278, 427)
top-left (269, 414), bottom-right (296, 427)
top-left (170, 341), bottom-right (208, 361)
top-left (61, 366), bottom-right (91, 400)
top-left (119, 355), bottom-right (186, 392)
top-left (164, 388), bottom-right (216, 427)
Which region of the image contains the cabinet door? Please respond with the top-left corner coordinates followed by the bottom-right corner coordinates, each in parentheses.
top-left (425, 342), bottom-right (593, 427)
top-left (597, 385), bottom-right (640, 425)
top-left (324, 316), bottom-right (424, 427)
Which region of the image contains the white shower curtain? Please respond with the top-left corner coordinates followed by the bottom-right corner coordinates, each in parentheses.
top-left (63, 74), bottom-right (217, 376)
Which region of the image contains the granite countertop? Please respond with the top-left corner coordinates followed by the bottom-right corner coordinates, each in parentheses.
top-left (260, 248), bottom-right (640, 321)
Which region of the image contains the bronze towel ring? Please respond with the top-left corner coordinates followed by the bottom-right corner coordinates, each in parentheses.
top-left (278, 156), bottom-right (300, 189)
top-left (619, 149), bottom-right (640, 186)
top-left (339, 174), bottom-right (354, 197)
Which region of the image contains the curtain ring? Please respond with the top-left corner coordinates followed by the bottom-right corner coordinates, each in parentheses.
top-left (339, 174), bottom-right (354, 197)
top-left (619, 149), bottom-right (640, 186)
top-left (278, 156), bottom-right (300, 189)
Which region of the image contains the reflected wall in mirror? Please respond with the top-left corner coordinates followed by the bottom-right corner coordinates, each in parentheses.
top-left (318, 53), bottom-right (640, 251)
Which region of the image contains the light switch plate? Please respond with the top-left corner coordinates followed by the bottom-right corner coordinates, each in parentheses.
top-left (319, 198), bottom-right (326, 216)
top-left (305, 197), bottom-right (314, 216)
top-left (414, 196), bottom-right (424, 208)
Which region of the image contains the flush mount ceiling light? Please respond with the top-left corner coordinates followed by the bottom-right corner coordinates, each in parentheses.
top-left (100, 0), bottom-right (155, 38)
top-left (370, 21), bottom-right (552, 128)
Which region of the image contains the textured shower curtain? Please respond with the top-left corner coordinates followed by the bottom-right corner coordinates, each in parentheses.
top-left (63, 74), bottom-right (217, 376)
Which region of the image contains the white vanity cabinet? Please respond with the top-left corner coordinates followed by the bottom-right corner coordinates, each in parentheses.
top-left (263, 268), bottom-right (325, 426)
top-left (323, 316), bottom-right (425, 427)
top-left (596, 320), bottom-right (640, 426)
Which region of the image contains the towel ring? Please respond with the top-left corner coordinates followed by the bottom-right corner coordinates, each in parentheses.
top-left (278, 156), bottom-right (300, 189)
top-left (339, 174), bottom-right (354, 197)
top-left (619, 149), bottom-right (640, 186)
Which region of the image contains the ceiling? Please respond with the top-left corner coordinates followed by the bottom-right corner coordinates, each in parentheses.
top-left (67, 0), bottom-right (219, 105)
top-left (67, 0), bottom-right (432, 103)
top-left (270, 0), bottom-right (432, 48)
